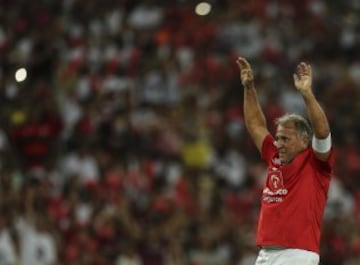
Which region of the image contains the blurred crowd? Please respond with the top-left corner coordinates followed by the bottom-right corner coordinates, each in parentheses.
top-left (0, 0), bottom-right (360, 264)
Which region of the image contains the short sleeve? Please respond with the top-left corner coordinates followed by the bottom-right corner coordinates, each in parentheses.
top-left (312, 147), bottom-right (335, 174)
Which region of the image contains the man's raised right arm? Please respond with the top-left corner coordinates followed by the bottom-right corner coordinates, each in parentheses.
top-left (236, 57), bottom-right (269, 152)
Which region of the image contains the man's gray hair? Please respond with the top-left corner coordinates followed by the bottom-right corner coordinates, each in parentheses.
top-left (275, 113), bottom-right (312, 140)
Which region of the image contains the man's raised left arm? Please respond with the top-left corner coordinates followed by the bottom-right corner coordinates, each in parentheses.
top-left (294, 62), bottom-right (331, 161)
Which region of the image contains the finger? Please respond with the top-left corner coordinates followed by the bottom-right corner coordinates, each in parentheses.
top-left (301, 62), bottom-right (312, 73)
top-left (307, 64), bottom-right (312, 76)
top-left (236, 57), bottom-right (251, 70)
top-left (297, 62), bottom-right (305, 73)
top-left (296, 65), bottom-right (301, 76)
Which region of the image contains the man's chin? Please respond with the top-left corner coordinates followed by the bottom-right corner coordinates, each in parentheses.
top-left (279, 156), bottom-right (289, 164)
top-left (280, 156), bottom-right (295, 165)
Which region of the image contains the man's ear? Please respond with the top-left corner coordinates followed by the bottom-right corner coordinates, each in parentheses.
top-left (303, 137), bottom-right (311, 148)
top-left (299, 136), bottom-right (308, 149)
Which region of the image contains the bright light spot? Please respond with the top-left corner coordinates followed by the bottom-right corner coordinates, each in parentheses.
top-left (15, 68), bottom-right (27, 82)
top-left (195, 2), bottom-right (211, 16)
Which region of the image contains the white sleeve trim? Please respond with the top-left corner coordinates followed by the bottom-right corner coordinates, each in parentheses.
top-left (312, 133), bottom-right (332, 153)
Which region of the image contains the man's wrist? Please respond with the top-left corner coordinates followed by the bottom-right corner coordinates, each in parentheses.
top-left (301, 89), bottom-right (314, 99)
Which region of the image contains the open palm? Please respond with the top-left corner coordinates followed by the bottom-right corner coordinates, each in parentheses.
top-left (236, 57), bottom-right (254, 89)
top-left (293, 62), bottom-right (312, 94)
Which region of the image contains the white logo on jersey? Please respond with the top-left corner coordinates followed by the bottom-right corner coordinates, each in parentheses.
top-left (263, 168), bottom-right (288, 203)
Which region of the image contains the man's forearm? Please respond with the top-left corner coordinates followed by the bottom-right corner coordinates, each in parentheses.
top-left (244, 86), bottom-right (267, 131)
top-left (302, 91), bottom-right (330, 138)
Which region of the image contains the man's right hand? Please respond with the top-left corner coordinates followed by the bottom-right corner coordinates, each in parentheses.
top-left (293, 62), bottom-right (313, 96)
top-left (236, 57), bottom-right (254, 89)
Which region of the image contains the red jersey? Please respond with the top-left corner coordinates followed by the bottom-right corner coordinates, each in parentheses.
top-left (256, 134), bottom-right (334, 253)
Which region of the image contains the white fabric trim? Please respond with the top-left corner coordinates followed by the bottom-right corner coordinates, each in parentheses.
top-left (312, 133), bottom-right (332, 153)
top-left (255, 248), bottom-right (319, 265)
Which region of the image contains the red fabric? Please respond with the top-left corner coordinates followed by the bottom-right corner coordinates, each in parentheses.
top-left (256, 134), bottom-right (334, 253)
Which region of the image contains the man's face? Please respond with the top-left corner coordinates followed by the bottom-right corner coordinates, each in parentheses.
top-left (274, 123), bottom-right (308, 164)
